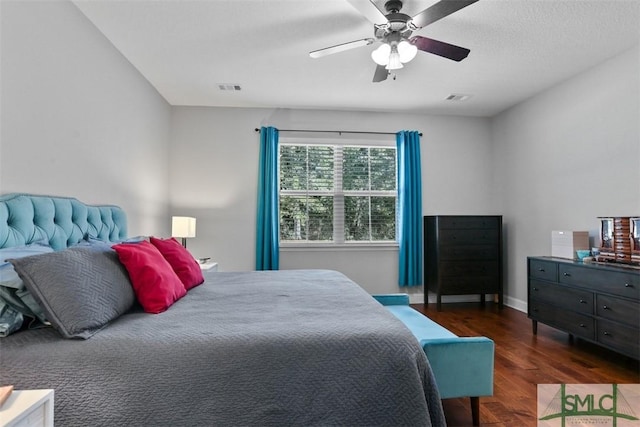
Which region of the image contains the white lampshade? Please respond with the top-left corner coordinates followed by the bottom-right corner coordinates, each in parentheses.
top-left (385, 45), bottom-right (403, 70)
top-left (371, 43), bottom-right (391, 66)
top-left (397, 40), bottom-right (418, 63)
top-left (172, 216), bottom-right (196, 238)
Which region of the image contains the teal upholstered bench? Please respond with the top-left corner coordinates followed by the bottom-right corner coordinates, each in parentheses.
top-left (373, 294), bottom-right (494, 426)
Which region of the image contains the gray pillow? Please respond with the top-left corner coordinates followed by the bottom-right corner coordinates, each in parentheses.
top-left (9, 245), bottom-right (135, 339)
top-left (0, 241), bottom-right (54, 336)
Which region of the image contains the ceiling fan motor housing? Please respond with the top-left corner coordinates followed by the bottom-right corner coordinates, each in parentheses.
top-left (374, 12), bottom-right (413, 39)
top-left (384, 0), bottom-right (404, 13)
top-left (374, 0), bottom-right (413, 40)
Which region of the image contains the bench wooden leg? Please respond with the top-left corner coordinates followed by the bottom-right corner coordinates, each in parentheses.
top-left (470, 396), bottom-right (480, 426)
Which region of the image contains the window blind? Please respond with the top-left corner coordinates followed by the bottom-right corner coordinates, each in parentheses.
top-left (279, 142), bottom-right (396, 244)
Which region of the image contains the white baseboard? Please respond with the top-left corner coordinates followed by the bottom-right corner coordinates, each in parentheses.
top-left (408, 293), bottom-right (425, 304)
top-left (505, 296), bottom-right (527, 313)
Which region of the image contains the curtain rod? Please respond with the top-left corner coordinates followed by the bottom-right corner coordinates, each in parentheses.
top-left (254, 128), bottom-right (422, 137)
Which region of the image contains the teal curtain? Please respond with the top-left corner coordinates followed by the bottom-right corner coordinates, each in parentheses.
top-left (396, 130), bottom-right (423, 286)
top-left (255, 126), bottom-right (279, 270)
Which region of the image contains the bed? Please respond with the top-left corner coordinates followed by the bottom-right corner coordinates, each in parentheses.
top-left (0, 193), bottom-right (446, 426)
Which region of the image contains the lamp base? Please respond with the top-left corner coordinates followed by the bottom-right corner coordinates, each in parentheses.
top-left (181, 238), bottom-right (187, 248)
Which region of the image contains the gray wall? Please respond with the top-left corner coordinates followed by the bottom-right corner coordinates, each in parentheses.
top-left (0, 0), bottom-right (172, 236)
top-left (169, 107), bottom-right (494, 297)
top-left (492, 46), bottom-right (640, 310)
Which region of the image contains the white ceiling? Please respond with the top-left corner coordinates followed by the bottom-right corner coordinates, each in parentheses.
top-left (72, 0), bottom-right (640, 117)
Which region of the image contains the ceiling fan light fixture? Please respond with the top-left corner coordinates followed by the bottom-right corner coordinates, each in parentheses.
top-left (371, 43), bottom-right (391, 66)
top-left (385, 45), bottom-right (403, 70)
top-left (372, 38), bottom-right (416, 70)
top-left (397, 40), bottom-right (418, 63)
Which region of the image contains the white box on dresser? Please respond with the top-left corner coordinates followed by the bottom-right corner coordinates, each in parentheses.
top-left (551, 230), bottom-right (589, 259)
top-left (0, 390), bottom-right (53, 427)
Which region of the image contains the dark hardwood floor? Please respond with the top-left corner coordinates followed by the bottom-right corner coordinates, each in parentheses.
top-left (410, 302), bottom-right (640, 427)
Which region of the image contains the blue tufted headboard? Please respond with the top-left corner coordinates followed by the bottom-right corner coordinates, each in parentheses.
top-left (0, 194), bottom-right (127, 250)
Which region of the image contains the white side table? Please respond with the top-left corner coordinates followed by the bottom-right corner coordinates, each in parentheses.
top-left (199, 261), bottom-right (218, 271)
top-left (0, 389), bottom-right (54, 427)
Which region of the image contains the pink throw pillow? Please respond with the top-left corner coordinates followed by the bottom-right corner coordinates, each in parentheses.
top-left (149, 237), bottom-right (205, 290)
top-left (113, 240), bottom-right (186, 313)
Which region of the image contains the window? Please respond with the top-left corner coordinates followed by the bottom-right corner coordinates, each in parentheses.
top-left (279, 141), bottom-right (397, 244)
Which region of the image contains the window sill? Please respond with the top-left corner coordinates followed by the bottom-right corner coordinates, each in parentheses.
top-left (280, 242), bottom-right (399, 252)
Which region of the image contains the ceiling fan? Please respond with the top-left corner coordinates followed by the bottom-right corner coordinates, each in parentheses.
top-left (309, 0), bottom-right (479, 82)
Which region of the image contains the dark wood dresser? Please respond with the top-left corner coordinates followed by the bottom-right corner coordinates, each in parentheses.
top-left (424, 215), bottom-right (503, 310)
top-left (528, 256), bottom-right (640, 359)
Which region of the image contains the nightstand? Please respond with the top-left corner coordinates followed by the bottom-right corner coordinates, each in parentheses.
top-left (199, 261), bottom-right (218, 271)
top-left (0, 389), bottom-right (54, 427)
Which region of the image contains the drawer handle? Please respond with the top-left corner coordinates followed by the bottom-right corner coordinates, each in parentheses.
top-left (579, 323), bottom-right (586, 328)
top-left (579, 299), bottom-right (587, 304)
top-left (532, 287), bottom-right (538, 291)
top-left (537, 267), bottom-right (545, 272)
top-left (603, 331), bottom-right (611, 336)
top-left (625, 283), bottom-right (634, 288)
top-left (563, 272), bottom-right (571, 277)
top-left (603, 305), bottom-right (609, 310)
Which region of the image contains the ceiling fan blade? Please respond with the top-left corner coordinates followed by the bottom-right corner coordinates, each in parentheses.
top-left (410, 0), bottom-right (479, 30)
top-left (309, 38), bottom-right (375, 59)
top-left (372, 65), bottom-right (388, 83)
top-left (345, 0), bottom-right (388, 25)
top-left (410, 36), bottom-right (470, 62)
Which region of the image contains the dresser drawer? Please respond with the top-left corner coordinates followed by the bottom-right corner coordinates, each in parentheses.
top-left (597, 319), bottom-right (640, 359)
top-left (436, 276), bottom-right (500, 294)
top-left (437, 216), bottom-right (500, 230)
top-left (440, 245), bottom-right (499, 260)
top-left (596, 294), bottom-right (640, 325)
top-left (438, 228), bottom-right (500, 245)
top-left (559, 265), bottom-right (640, 300)
top-left (528, 259), bottom-right (558, 282)
top-left (529, 300), bottom-right (594, 339)
top-left (440, 261), bottom-right (499, 277)
top-left (529, 279), bottom-right (593, 314)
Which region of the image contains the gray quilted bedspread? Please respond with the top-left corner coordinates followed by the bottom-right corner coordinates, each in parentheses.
top-left (0, 270), bottom-right (445, 426)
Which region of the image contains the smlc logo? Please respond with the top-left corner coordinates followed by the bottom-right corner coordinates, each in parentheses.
top-left (538, 384), bottom-right (640, 426)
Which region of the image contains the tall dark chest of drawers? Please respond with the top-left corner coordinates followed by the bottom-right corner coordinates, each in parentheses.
top-left (528, 256), bottom-right (640, 359)
top-left (424, 215), bottom-right (503, 310)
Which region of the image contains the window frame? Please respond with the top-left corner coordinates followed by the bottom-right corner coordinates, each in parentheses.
top-left (278, 136), bottom-right (398, 249)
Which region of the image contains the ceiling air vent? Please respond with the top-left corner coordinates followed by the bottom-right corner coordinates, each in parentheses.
top-left (445, 94), bottom-right (472, 101)
top-left (217, 83), bottom-right (242, 91)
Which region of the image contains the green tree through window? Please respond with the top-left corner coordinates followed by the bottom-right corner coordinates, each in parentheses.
top-left (279, 143), bottom-right (396, 244)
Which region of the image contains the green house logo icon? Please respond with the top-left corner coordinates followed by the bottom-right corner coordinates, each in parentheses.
top-left (538, 384), bottom-right (640, 426)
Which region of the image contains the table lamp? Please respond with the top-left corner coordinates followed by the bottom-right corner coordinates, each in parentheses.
top-left (171, 216), bottom-right (196, 248)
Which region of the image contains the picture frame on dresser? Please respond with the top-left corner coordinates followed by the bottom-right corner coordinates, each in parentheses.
top-left (597, 216), bottom-right (639, 264)
top-left (632, 217), bottom-right (640, 263)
